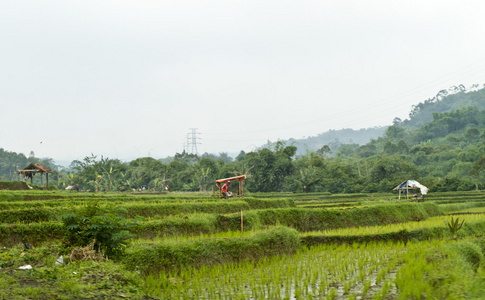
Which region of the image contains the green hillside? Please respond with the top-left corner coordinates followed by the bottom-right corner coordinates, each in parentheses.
top-left (280, 127), bottom-right (387, 156)
top-left (401, 84), bottom-right (485, 129)
top-left (279, 84), bottom-right (485, 156)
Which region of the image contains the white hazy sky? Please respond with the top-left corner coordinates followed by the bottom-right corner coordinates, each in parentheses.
top-left (2, 1), bottom-right (485, 165)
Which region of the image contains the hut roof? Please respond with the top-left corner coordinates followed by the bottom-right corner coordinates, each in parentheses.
top-left (21, 163), bottom-right (53, 173)
top-left (215, 175), bottom-right (246, 184)
top-left (215, 175), bottom-right (247, 187)
top-left (393, 180), bottom-right (428, 195)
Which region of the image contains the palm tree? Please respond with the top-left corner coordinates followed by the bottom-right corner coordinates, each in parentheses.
top-left (296, 167), bottom-right (319, 192)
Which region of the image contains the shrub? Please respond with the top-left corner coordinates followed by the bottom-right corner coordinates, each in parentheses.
top-left (61, 200), bottom-right (136, 259)
top-left (444, 216), bottom-right (465, 238)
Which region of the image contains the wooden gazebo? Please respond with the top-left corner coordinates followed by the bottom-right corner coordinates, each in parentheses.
top-left (215, 175), bottom-right (247, 198)
top-left (18, 163), bottom-right (53, 187)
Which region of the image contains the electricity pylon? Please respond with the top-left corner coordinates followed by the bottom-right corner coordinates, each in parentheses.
top-left (187, 128), bottom-right (201, 155)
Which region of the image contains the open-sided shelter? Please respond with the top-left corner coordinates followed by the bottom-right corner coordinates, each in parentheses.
top-left (215, 175), bottom-right (246, 198)
top-left (393, 180), bottom-right (428, 200)
top-left (18, 163), bottom-right (53, 187)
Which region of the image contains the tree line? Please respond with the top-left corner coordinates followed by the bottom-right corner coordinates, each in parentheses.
top-left (3, 87), bottom-right (485, 194)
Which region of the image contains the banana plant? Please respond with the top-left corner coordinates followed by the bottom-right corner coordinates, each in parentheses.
top-left (444, 216), bottom-right (465, 238)
top-left (95, 171), bottom-right (102, 193)
top-left (296, 167), bottom-right (319, 193)
top-left (196, 167), bottom-right (211, 192)
top-left (103, 167), bottom-right (114, 191)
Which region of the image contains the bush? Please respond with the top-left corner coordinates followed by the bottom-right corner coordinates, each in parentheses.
top-left (61, 200), bottom-right (136, 259)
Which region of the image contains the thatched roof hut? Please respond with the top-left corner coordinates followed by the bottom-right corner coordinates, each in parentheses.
top-left (18, 163), bottom-right (53, 187)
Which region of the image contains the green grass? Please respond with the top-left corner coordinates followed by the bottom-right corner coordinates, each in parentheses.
top-left (0, 244), bottom-right (145, 299)
top-left (453, 206), bottom-right (485, 213)
top-left (302, 213), bottom-right (485, 237)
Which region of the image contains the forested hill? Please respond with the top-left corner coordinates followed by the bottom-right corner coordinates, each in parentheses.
top-left (397, 84), bottom-right (485, 129)
top-left (274, 84), bottom-right (485, 156)
top-left (281, 127), bottom-right (387, 157)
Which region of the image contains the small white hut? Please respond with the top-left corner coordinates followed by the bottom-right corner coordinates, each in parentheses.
top-left (393, 180), bottom-right (428, 200)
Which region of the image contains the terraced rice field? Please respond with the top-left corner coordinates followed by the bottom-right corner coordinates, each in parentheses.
top-left (1, 190), bottom-right (485, 299)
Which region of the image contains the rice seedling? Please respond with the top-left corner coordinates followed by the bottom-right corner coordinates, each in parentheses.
top-left (142, 240), bottom-right (408, 299)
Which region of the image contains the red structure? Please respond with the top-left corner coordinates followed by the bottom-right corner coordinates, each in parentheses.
top-left (215, 175), bottom-right (246, 198)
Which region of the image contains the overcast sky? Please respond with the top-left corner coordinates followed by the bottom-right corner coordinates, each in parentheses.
top-left (2, 1), bottom-right (485, 165)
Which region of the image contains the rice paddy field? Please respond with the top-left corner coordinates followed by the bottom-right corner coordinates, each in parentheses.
top-left (1, 189), bottom-right (485, 299)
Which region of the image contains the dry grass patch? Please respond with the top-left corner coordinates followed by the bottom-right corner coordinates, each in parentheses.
top-left (69, 241), bottom-right (108, 262)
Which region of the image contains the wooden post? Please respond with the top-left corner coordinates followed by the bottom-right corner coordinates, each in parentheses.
top-left (238, 178), bottom-right (242, 197)
top-left (216, 182), bottom-right (221, 198)
top-left (46, 173), bottom-right (49, 187)
top-left (40, 172), bottom-right (43, 186)
top-left (241, 210), bottom-right (243, 232)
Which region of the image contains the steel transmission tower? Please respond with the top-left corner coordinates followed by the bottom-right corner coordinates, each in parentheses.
top-left (187, 128), bottom-right (201, 155)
